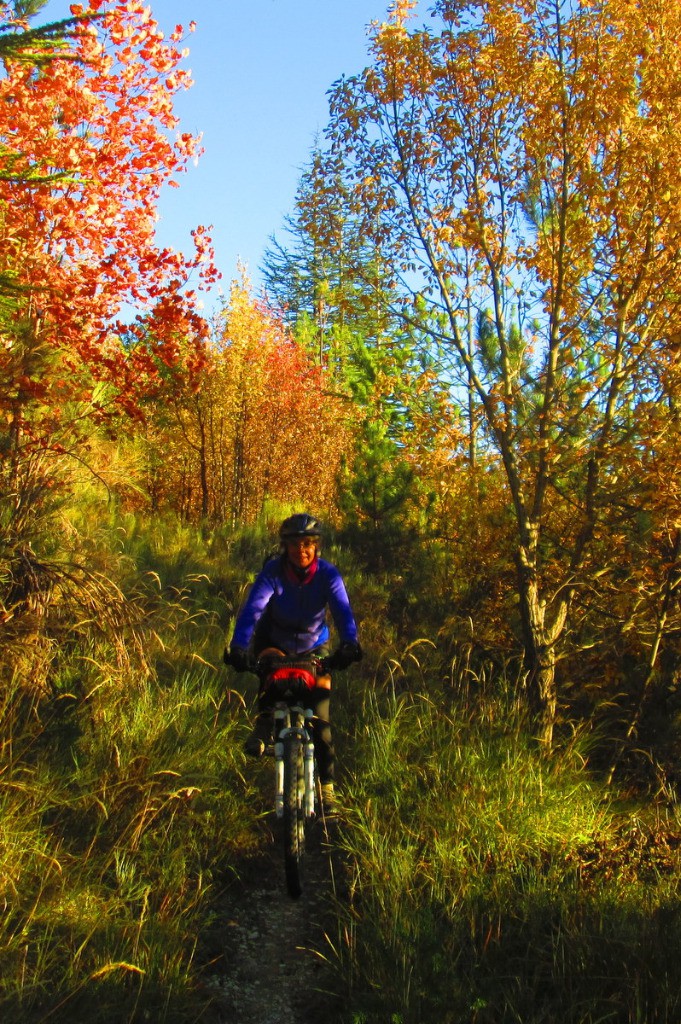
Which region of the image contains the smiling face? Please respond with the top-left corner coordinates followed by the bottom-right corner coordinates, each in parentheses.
top-left (285, 536), bottom-right (318, 571)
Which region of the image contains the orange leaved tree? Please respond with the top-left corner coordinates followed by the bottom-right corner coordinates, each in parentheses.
top-left (0, 1), bottom-right (217, 445)
top-left (0, 1), bottom-right (217, 651)
top-left (140, 274), bottom-right (353, 526)
top-left (323, 0), bottom-right (681, 745)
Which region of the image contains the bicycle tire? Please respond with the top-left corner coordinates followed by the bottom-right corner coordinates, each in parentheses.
top-left (282, 732), bottom-right (304, 898)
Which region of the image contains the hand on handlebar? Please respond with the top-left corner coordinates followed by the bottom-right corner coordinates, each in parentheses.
top-left (321, 641), bottom-right (363, 673)
top-left (225, 643), bottom-right (361, 675)
top-left (224, 644), bottom-right (252, 673)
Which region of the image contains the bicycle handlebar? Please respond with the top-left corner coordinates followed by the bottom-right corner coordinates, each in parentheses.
top-left (224, 641), bottom-right (362, 675)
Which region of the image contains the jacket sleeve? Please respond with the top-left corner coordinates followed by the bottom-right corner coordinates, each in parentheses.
top-left (325, 565), bottom-right (359, 645)
top-left (230, 567), bottom-right (277, 649)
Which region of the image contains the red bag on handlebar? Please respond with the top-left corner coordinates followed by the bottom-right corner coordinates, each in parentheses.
top-left (266, 666), bottom-right (317, 691)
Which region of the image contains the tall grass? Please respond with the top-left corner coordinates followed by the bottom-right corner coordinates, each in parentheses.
top-left (6, 499), bottom-right (681, 1024)
top-left (0, 501), bottom-right (274, 1022)
top-left (330, 668), bottom-right (681, 1024)
top-left (0, 660), bottom-right (262, 1023)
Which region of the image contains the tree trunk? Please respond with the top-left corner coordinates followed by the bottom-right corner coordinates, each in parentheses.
top-left (197, 412), bottom-right (209, 520)
top-left (515, 549), bottom-right (566, 750)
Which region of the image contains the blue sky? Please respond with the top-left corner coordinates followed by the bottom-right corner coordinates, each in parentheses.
top-left (40, 0), bottom-right (423, 313)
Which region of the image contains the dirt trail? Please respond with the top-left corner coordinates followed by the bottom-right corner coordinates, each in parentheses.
top-left (202, 815), bottom-right (346, 1024)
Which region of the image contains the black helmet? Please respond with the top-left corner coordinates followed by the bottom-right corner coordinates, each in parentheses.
top-left (279, 513), bottom-right (322, 542)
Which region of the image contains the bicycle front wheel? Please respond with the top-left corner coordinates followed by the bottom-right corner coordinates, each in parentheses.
top-left (282, 732), bottom-right (305, 898)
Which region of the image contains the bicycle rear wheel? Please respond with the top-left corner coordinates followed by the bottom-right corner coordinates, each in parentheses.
top-left (282, 732), bottom-right (305, 898)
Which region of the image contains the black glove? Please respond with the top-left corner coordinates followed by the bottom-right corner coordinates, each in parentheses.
top-left (324, 641), bottom-right (363, 672)
top-left (226, 644), bottom-right (251, 672)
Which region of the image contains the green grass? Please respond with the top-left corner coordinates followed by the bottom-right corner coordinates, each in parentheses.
top-left (0, 658), bottom-right (260, 1023)
top-left (4, 505), bottom-right (681, 1024)
top-left (330, 681), bottom-right (681, 1024)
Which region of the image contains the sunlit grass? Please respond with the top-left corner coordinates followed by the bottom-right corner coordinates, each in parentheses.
top-left (5, 505), bottom-right (681, 1023)
top-left (331, 672), bottom-right (681, 1024)
top-left (0, 654), bottom-right (260, 1022)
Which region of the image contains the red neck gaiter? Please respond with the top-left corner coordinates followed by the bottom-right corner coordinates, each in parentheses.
top-left (284, 556), bottom-right (319, 586)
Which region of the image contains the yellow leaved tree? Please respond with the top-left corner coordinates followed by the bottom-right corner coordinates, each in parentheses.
top-left (322, 0), bottom-right (681, 745)
top-left (141, 273), bottom-right (353, 526)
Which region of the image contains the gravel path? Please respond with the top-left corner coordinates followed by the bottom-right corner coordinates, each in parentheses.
top-left (202, 814), bottom-right (346, 1024)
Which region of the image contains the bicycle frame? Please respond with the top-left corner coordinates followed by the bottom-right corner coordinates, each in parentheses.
top-left (255, 652), bottom-right (322, 898)
top-left (273, 702), bottom-right (316, 820)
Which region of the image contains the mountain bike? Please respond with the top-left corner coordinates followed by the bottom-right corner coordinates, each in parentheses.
top-left (255, 652), bottom-right (324, 899)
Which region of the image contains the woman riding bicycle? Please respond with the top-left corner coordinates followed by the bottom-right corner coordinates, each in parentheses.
top-left (225, 513), bottom-right (362, 806)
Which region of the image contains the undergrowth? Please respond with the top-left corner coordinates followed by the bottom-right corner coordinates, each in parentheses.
top-left (0, 662), bottom-right (260, 1023)
top-left (4, 505), bottom-right (681, 1024)
top-left (329, 666), bottom-right (681, 1024)
top-left (0, 505), bottom-right (266, 1023)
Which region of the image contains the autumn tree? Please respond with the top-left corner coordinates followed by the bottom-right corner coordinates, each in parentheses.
top-left (322, 0), bottom-right (681, 745)
top-left (0, 1), bottom-right (217, 432)
top-left (264, 144), bottom-right (461, 579)
top-left (0, 0), bottom-right (216, 648)
top-left (140, 274), bottom-right (354, 527)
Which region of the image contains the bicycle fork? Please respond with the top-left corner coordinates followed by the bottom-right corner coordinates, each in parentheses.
top-left (274, 704), bottom-right (316, 819)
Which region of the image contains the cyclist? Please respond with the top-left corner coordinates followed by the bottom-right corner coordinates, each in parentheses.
top-left (224, 513), bottom-right (362, 807)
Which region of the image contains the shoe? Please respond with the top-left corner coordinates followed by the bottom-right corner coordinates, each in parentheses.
top-left (243, 715), bottom-right (272, 758)
top-left (320, 782), bottom-right (339, 814)
top-left (243, 734), bottom-right (265, 758)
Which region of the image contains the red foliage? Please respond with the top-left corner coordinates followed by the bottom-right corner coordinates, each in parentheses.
top-left (0, 1), bottom-right (220, 412)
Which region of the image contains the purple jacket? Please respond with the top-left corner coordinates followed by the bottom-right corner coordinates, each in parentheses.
top-left (231, 556), bottom-right (358, 655)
